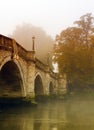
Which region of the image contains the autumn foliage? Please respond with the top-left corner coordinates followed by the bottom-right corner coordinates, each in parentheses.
top-left (54, 13), bottom-right (94, 92)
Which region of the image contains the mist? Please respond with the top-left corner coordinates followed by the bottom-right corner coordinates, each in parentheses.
top-left (10, 23), bottom-right (54, 64)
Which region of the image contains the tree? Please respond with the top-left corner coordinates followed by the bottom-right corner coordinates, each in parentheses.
top-left (54, 13), bottom-right (94, 92)
top-left (74, 13), bottom-right (94, 46)
top-left (11, 23), bottom-right (54, 64)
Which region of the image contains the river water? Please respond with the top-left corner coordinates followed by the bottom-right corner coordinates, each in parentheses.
top-left (0, 98), bottom-right (94, 130)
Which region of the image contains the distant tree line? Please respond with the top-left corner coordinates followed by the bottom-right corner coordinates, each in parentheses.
top-left (53, 13), bottom-right (94, 92)
top-left (11, 23), bottom-right (53, 65)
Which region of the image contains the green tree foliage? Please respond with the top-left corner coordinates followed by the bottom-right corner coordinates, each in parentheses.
top-left (54, 13), bottom-right (94, 92)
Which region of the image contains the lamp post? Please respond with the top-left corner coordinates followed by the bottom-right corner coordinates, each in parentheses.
top-left (32, 36), bottom-right (35, 51)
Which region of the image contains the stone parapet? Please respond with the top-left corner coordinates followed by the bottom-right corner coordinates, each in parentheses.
top-left (35, 58), bottom-right (49, 72)
top-left (0, 34), bottom-right (35, 61)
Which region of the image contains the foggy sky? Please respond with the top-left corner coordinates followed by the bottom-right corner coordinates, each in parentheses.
top-left (11, 23), bottom-right (54, 64)
top-left (0, 0), bottom-right (94, 38)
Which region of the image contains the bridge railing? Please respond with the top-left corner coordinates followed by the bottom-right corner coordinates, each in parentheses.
top-left (16, 42), bottom-right (35, 61)
top-left (0, 35), bottom-right (13, 52)
top-left (49, 68), bottom-right (59, 79)
top-left (0, 34), bottom-right (35, 61)
top-left (35, 58), bottom-right (59, 78)
top-left (35, 58), bottom-right (49, 72)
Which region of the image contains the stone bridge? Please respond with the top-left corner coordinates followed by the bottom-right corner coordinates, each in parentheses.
top-left (0, 34), bottom-right (66, 100)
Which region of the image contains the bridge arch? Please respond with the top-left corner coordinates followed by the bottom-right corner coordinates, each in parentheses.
top-left (34, 74), bottom-right (44, 100)
top-left (49, 82), bottom-right (54, 95)
top-left (0, 57), bottom-right (25, 97)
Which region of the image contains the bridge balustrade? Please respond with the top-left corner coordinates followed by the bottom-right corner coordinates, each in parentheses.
top-left (36, 58), bottom-right (59, 78)
top-left (0, 35), bottom-right (13, 51)
top-left (0, 35), bottom-right (35, 61)
top-left (14, 43), bottom-right (35, 61)
top-left (49, 69), bottom-right (59, 79)
top-left (16, 42), bottom-right (28, 59)
top-left (36, 58), bottom-right (49, 72)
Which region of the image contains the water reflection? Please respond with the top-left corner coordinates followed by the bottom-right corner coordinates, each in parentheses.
top-left (0, 99), bottom-right (94, 130)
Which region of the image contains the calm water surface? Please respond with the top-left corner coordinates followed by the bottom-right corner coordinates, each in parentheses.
top-left (0, 98), bottom-right (94, 130)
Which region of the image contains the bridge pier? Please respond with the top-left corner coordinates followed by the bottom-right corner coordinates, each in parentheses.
top-left (26, 60), bottom-right (35, 99)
